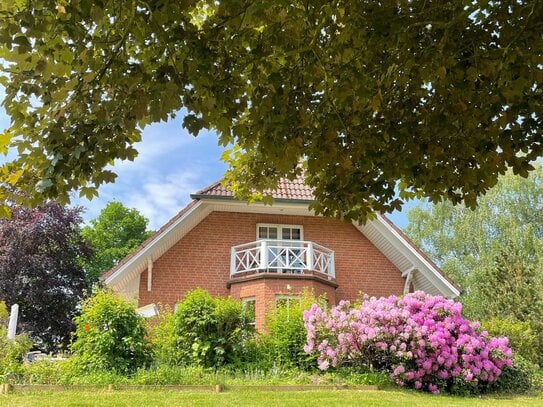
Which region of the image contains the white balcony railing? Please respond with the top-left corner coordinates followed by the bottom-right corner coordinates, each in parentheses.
top-left (230, 240), bottom-right (335, 280)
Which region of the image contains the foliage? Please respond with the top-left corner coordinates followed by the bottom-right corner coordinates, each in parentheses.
top-left (18, 358), bottom-right (67, 385)
top-left (16, 359), bottom-right (391, 387)
top-left (482, 318), bottom-right (539, 366)
top-left (484, 355), bottom-right (541, 394)
top-left (404, 165), bottom-right (543, 364)
top-left (70, 289), bottom-right (151, 374)
top-left (304, 292), bottom-right (513, 394)
top-left (1, 2), bottom-right (542, 222)
top-left (259, 291), bottom-right (320, 370)
top-left (171, 289), bottom-right (248, 368)
top-left (146, 304), bottom-right (176, 367)
top-left (0, 301), bottom-right (32, 378)
top-left (0, 300), bottom-right (7, 323)
top-left (81, 201), bottom-right (153, 283)
top-left (0, 202), bottom-right (90, 351)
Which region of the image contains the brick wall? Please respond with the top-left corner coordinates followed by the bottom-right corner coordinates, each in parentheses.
top-left (229, 275), bottom-right (337, 329)
top-left (138, 211), bottom-right (405, 313)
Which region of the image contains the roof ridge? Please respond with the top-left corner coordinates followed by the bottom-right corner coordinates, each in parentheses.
top-left (193, 173), bottom-right (314, 201)
top-left (193, 179), bottom-right (223, 195)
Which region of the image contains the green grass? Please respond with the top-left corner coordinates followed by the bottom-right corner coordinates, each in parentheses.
top-left (1, 389), bottom-right (542, 407)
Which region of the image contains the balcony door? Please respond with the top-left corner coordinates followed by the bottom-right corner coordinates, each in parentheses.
top-left (257, 224), bottom-right (303, 272)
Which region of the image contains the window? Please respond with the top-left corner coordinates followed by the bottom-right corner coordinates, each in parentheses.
top-left (257, 224), bottom-right (303, 241)
top-left (241, 297), bottom-right (256, 332)
top-left (282, 227), bottom-right (301, 240)
top-left (257, 224), bottom-right (304, 273)
top-left (258, 226), bottom-right (277, 240)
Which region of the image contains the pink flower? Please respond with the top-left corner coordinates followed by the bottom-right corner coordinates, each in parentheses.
top-left (428, 384), bottom-right (439, 394)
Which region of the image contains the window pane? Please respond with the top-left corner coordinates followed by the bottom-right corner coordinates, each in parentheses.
top-left (243, 299), bottom-right (255, 319)
top-left (291, 228), bottom-right (301, 240)
top-left (268, 227), bottom-right (277, 239)
top-left (242, 298), bottom-right (256, 331)
top-left (258, 227), bottom-right (267, 239)
top-left (282, 228), bottom-right (291, 240)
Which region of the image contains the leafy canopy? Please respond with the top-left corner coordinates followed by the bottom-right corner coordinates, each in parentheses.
top-left (1, 1), bottom-right (542, 221)
top-left (81, 201), bottom-right (152, 283)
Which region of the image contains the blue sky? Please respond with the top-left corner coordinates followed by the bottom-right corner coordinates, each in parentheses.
top-left (0, 93), bottom-right (412, 230)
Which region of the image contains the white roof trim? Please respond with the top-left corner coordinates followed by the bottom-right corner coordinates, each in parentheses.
top-left (373, 214), bottom-right (460, 298)
top-left (104, 200), bottom-right (205, 287)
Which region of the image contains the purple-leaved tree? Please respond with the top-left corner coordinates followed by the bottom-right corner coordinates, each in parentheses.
top-left (0, 202), bottom-right (91, 351)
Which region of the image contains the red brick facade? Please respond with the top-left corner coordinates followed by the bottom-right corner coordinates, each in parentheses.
top-left (138, 211), bottom-right (406, 329)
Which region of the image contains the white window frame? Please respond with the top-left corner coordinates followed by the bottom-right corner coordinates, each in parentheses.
top-left (256, 224), bottom-right (304, 241)
top-left (241, 297), bottom-right (256, 330)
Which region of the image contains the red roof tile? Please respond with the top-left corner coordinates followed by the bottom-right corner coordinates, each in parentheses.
top-left (193, 173), bottom-right (314, 201)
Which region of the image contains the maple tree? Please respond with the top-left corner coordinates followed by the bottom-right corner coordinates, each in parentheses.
top-left (1, 1), bottom-right (541, 221)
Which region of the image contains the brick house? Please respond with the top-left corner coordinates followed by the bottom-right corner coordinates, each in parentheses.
top-left (103, 176), bottom-right (460, 329)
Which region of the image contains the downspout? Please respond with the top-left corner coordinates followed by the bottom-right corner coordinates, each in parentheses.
top-left (402, 266), bottom-right (416, 295)
top-left (147, 257), bottom-right (153, 292)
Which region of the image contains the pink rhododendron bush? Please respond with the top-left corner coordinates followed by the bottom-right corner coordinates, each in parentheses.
top-left (303, 291), bottom-right (513, 394)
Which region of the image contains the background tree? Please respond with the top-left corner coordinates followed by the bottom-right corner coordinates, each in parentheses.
top-left (405, 164), bottom-right (543, 288)
top-left (404, 164), bottom-right (543, 362)
top-left (81, 201), bottom-right (153, 283)
top-left (0, 202), bottom-right (91, 352)
top-left (1, 1), bottom-right (542, 221)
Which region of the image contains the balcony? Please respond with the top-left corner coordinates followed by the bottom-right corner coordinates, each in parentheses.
top-left (230, 240), bottom-right (335, 280)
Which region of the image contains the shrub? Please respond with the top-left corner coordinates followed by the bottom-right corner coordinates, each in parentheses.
top-left (70, 289), bottom-right (151, 373)
top-left (147, 304), bottom-right (176, 366)
top-left (482, 317), bottom-right (539, 366)
top-left (484, 354), bottom-right (540, 394)
top-left (304, 291), bottom-right (513, 394)
top-left (259, 291), bottom-right (320, 370)
top-left (0, 301), bottom-right (32, 378)
top-left (19, 359), bottom-right (67, 384)
top-left (172, 289), bottom-right (247, 368)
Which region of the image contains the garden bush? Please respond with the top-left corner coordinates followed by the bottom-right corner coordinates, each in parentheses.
top-left (484, 354), bottom-right (540, 394)
top-left (147, 304), bottom-right (176, 366)
top-left (482, 317), bottom-right (539, 366)
top-left (171, 289), bottom-right (248, 368)
top-left (0, 301), bottom-right (32, 378)
top-left (258, 291), bottom-right (320, 370)
top-left (304, 291), bottom-right (513, 394)
top-left (70, 289), bottom-right (151, 373)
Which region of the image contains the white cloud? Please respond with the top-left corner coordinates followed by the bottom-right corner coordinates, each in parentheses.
top-left (124, 169), bottom-right (204, 228)
top-left (73, 117), bottom-right (227, 229)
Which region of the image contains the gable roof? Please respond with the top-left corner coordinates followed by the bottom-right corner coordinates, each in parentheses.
top-left (191, 173), bottom-right (314, 202)
top-left (103, 177), bottom-right (461, 298)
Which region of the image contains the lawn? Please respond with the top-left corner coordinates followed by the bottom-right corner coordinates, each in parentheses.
top-left (1, 389), bottom-right (542, 407)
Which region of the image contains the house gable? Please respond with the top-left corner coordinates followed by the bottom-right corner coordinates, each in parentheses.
top-left (136, 210), bottom-right (408, 309)
top-left (104, 194), bottom-right (460, 301)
